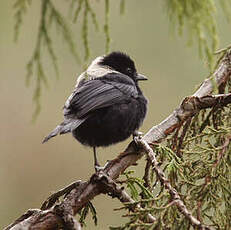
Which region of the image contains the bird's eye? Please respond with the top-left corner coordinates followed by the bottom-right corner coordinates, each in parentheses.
top-left (127, 67), bottom-right (132, 73)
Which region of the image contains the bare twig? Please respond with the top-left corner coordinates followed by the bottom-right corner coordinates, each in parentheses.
top-left (41, 180), bottom-right (84, 210)
top-left (91, 170), bottom-right (156, 223)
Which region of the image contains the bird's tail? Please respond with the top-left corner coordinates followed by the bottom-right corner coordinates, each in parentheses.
top-left (42, 119), bottom-right (85, 143)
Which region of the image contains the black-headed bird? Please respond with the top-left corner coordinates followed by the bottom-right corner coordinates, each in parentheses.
top-left (43, 51), bottom-right (148, 171)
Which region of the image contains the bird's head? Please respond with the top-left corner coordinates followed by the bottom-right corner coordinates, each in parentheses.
top-left (100, 51), bottom-right (148, 82)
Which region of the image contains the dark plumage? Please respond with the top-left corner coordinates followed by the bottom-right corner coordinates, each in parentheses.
top-left (43, 51), bottom-right (148, 169)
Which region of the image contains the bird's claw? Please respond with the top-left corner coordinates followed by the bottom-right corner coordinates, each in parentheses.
top-left (133, 131), bottom-right (143, 144)
top-left (94, 160), bottom-right (110, 172)
top-left (94, 165), bottom-right (105, 172)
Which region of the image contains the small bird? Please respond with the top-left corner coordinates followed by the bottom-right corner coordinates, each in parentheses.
top-left (43, 51), bottom-right (148, 170)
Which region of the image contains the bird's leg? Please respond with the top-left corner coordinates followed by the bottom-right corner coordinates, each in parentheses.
top-left (93, 147), bottom-right (102, 172)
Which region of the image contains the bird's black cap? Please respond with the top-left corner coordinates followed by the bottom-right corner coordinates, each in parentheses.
top-left (100, 51), bottom-right (147, 81)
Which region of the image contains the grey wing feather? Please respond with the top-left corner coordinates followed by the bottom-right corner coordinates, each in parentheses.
top-left (64, 77), bottom-right (138, 118)
top-left (77, 90), bottom-right (122, 117)
top-left (42, 118), bottom-right (86, 143)
top-left (72, 82), bottom-right (114, 107)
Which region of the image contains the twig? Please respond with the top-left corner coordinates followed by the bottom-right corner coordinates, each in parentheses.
top-left (213, 134), bottom-right (231, 168)
top-left (91, 170), bottom-right (156, 223)
top-left (215, 44), bottom-right (231, 54)
top-left (136, 138), bottom-right (212, 230)
top-left (176, 117), bottom-right (192, 156)
top-left (143, 160), bottom-right (151, 189)
top-left (41, 180), bottom-right (84, 210)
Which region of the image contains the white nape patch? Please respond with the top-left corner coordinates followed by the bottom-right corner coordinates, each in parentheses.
top-left (86, 56), bottom-right (118, 79)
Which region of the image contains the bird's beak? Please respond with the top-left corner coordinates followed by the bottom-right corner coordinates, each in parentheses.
top-left (136, 73), bottom-right (148, 81)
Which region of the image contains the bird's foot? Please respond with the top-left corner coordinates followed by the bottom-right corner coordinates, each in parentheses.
top-left (94, 161), bottom-right (110, 172)
top-left (133, 131), bottom-right (143, 144)
top-left (95, 164), bottom-right (105, 172)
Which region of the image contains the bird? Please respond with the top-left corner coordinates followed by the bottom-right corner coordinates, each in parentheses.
top-left (43, 51), bottom-right (148, 171)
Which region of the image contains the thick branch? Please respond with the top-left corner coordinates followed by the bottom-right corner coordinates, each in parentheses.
top-left (5, 51), bottom-right (231, 229)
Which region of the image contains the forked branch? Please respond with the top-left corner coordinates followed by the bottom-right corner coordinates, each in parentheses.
top-left (5, 50), bottom-right (231, 229)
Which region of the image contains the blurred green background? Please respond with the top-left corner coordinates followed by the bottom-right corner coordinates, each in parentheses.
top-left (0, 1), bottom-right (230, 229)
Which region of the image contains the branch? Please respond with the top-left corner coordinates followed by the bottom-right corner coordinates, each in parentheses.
top-left (145, 50), bottom-right (231, 143)
top-left (5, 50), bottom-right (231, 229)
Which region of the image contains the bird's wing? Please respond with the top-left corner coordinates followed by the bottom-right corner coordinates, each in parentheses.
top-left (64, 73), bottom-right (138, 118)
